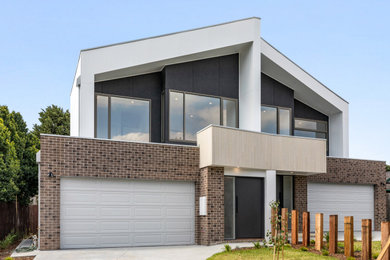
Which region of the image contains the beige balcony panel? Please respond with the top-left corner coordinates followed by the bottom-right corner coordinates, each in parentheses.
top-left (197, 125), bottom-right (327, 174)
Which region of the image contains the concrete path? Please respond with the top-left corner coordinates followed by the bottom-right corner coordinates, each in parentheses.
top-left (33, 242), bottom-right (253, 260)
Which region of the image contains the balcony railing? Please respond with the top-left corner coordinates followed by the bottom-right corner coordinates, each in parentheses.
top-left (197, 125), bottom-right (327, 174)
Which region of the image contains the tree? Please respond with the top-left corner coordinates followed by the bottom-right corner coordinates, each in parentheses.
top-left (0, 106), bottom-right (38, 205)
top-left (0, 117), bottom-right (20, 202)
top-left (32, 105), bottom-right (70, 138)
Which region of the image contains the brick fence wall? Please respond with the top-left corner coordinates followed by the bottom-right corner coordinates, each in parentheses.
top-left (294, 157), bottom-right (386, 231)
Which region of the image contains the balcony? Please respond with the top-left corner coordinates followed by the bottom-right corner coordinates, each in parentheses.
top-left (197, 125), bottom-right (327, 174)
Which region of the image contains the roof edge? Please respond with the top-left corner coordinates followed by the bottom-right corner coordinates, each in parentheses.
top-left (81, 17), bottom-right (261, 52)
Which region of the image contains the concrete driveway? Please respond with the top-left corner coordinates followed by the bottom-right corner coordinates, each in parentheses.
top-left (33, 243), bottom-right (253, 260)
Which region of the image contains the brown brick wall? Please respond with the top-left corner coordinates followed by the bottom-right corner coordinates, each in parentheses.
top-left (293, 176), bottom-right (307, 231)
top-left (294, 157), bottom-right (386, 231)
top-left (199, 167), bottom-right (225, 245)
top-left (39, 135), bottom-right (204, 250)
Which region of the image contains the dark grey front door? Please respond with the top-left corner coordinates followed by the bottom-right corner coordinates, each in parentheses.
top-left (235, 177), bottom-right (264, 238)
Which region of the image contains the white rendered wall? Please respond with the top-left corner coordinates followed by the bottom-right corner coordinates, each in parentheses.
top-left (239, 21), bottom-right (261, 132)
top-left (70, 60), bottom-right (81, 136)
top-left (329, 108), bottom-right (349, 157)
top-left (264, 170), bottom-right (276, 238)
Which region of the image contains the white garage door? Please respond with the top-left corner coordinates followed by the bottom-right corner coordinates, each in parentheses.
top-left (60, 178), bottom-right (195, 249)
top-left (308, 182), bottom-right (374, 231)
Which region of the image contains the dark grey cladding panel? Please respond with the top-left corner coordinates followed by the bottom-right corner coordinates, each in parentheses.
top-left (163, 54), bottom-right (239, 99)
top-left (294, 99), bottom-right (328, 121)
top-left (95, 72), bottom-right (162, 143)
top-left (261, 73), bottom-right (294, 109)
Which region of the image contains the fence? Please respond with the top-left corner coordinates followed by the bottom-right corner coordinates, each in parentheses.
top-left (274, 208), bottom-right (390, 260)
top-left (0, 202), bottom-right (38, 240)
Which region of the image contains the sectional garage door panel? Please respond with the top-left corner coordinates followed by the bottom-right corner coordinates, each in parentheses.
top-left (308, 182), bottom-right (374, 231)
top-left (60, 178), bottom-right (195, 249)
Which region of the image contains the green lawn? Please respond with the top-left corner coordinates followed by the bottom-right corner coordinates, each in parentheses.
top-left (207, 241), bottom-right (383, 260)
top-left (207, 246), bottom-right (336, 260)
top-left (338, 241), bottom-right (381, 257)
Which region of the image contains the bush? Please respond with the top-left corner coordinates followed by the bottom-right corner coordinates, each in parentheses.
top-left (310, 239), bottom-right (315, 245)
top-left (253, 241), bottom-right (261, 249)
top-left (322, 250), bottom-right (329, 256)
top-left (373, 252), bottom-right (379, 259)
top-left (346, 257), bottom-right (356, 260)
top-left (324, 232), bottom-right (329, 243)
top-left (0, 231), bottom-right (21, 250)
top-left (300, 247), bottom-right (308, 251)
top-left (224, 244), bottom-right (232, 252)
top-left (4, 257), bottom-right (13, 260)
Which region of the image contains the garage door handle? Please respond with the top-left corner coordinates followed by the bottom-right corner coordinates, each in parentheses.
top-left (235, 196), bottom-right (238, 213)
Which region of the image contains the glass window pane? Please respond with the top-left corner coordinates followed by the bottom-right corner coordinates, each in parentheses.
top-left (279, 108), bottom-right (291, 135)
top-left (223, 99), bottom-right (237, 127)
top-left (96, 95), bottom-right (108, 139)
top-left (261, 106), bottom-right (277, 134)
top-left (185, 94), bottom-right (220, 141)
top-left (317, 121), bottom-right (327, 132)
top-left (224, 177), bottom-right (235, 239)
top-left (295, 119), bottom-right (327, 132)
top-left (294, 130), bottom-right (326, 139)
top-left (295, 119), bottom-right (317, 131)
top-left (169, 92), bottom-right (184, 140)
top-left (111, 97), bottom-right (149, 142)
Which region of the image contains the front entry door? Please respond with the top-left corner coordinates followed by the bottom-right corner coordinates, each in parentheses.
top-left (235, 177), bottom-right (264, 238)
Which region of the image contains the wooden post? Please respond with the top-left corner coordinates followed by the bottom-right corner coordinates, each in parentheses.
top-left (315, 213), bottom-right (323, 251)
top-left (271, 207), bottom-right (278, 239)
top-left (291, 210), bottom-right (298, 245)
top-left (302, 212), bottom-right (310, 247)
top-left (344, 216), bottom-right (354, 257)
top-left (329, 215), bottom-right (338, 254)
top-left (381, 221), bottom-right (390, 260)
top-left (281, 208), bottom-right (288, 242)
top-left (361, 219), bottom-right (372, 260)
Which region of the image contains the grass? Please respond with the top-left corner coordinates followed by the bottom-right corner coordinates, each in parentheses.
top-left (208, 241), bottom-right (383, 260)
top-left (207, 246), bottom-right (337, 259)
top-left (337, 241), bottom-right (381, 255)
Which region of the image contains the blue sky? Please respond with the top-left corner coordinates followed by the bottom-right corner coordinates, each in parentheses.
top-left (0, 0), bottom-right (389, 162)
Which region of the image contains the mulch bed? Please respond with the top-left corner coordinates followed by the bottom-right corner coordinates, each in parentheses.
top-left (0, 239), bottom-right (35, 260)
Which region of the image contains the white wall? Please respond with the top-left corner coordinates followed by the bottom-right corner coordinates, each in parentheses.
top-left (70, 60), bottom-right (81, 136)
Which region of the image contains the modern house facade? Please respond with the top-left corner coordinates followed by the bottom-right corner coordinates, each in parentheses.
top-left (37, 17), bottom-right (386, 250)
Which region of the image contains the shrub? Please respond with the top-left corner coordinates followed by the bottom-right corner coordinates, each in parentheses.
top-left (4, 257), bottom-right (13, 260)
top-left (0, 231), bottom-right (21, 250)
top-left (324, 231), bottom-right (329, 243)
top-left (310, 239), bottom-right (315, 245)
top-left (300, 247), bottom-right (308, 251)
top-left (346, 257), bottom-right (356, 260)
top-left (284, 243), bottom-right (291, 248)
top-left (224, 244), bottom-right (232, 252)
top-left (373, 252), bottom-right (379, 259)
top-left (322, 250), bottom-right (329, 256)
top-left (253, 241), bottom-right (261, 249)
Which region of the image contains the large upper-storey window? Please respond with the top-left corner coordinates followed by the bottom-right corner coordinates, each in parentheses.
top-left (169, 91), bottom-right (237, 142)
top-left (96, 94), bottom-right (150, 142)
top-left (294, 118), bottom-right (327, 139)
top-left (261, 105), bottom-right (291, 135)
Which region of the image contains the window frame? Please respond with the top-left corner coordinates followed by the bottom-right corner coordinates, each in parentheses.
top-left (294, 117), bottom-right (328, 137)
top-left (94, 93), bottom-right (152, 142)
top-left (261, 104), bottom-right (292, 135)
top-left (294, 117), bottom-right (329, 154)
top-left (168, 89), bottom-right (239, 143)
